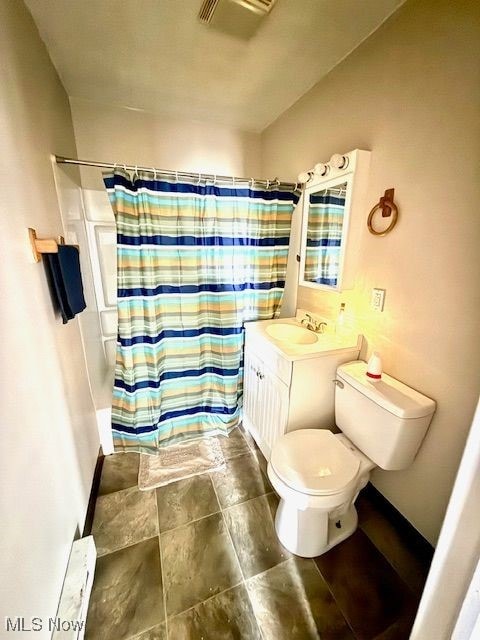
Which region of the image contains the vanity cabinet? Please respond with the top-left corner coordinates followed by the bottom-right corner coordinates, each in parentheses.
top-left (242, 321), bottom-right (361, 459)
top-left (243, 348), bottom-right (290, 454)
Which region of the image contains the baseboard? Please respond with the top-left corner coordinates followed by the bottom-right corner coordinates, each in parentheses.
top-left (82, 449), bottom-right (104, 538)
top-left (363, 483), bottom-right (434, 564)
top-left (52, 536), bottom-right (96, 640)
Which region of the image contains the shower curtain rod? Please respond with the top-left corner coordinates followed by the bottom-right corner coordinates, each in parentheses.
top-left (55, 156), bottom-right (299, 190)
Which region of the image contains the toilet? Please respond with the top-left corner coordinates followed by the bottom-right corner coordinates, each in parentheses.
top-left (267, 360), bottom-right (436, 558)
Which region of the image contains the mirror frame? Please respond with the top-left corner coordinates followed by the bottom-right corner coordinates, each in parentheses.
top-left (298, 149), bottom-right (371, 292)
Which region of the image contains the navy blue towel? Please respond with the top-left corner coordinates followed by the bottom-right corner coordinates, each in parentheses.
top-left (44, 245), bottom-right (86, 324)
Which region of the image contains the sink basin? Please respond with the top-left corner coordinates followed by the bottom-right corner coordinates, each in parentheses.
top-left (266, 323), bottom-right (318, 345)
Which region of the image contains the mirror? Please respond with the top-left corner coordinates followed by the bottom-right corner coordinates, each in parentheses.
top-left (298, 150), bottom-right (371, 292)
top-left (303, 181), bottom-right (348, 288)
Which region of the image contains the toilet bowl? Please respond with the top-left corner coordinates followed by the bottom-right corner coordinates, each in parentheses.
top-left (267, 360), bottom-right (436, 558)
top-left (267, 430), bottom-right (374, 557)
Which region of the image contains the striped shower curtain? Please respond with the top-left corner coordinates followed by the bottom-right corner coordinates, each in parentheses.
top-left (305, 186), bottom-right (346, 287)
top-left (104, 170), bottom-right (299, 453)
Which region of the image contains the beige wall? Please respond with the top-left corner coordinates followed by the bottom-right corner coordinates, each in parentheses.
top-left (0, 1), bottom-right (99, 633)
top-left (69, 97), bottom-right (262, 190)
top-left (261, 0), bottom-right (480, 543)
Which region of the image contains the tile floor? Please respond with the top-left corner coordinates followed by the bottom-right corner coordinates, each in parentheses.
top-left (86, 428), bottom-right (430, 640)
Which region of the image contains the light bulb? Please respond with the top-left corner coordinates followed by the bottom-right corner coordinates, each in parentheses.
top-left (313, 162), bottom-right (329, 177)
top-left (330, 154), bottom-right (348, 170)
top-left (297, 171), bottom-right (312, 184)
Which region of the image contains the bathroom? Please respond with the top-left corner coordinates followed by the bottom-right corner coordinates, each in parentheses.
top-left (1, 0), bottom-right (480, 638)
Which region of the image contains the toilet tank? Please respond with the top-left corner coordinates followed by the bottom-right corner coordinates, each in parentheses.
top-left (335, 361), bottom-right (436, 470)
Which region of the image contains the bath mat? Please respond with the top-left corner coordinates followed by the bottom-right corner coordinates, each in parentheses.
top-left (138, 436), bottom-right (226, 490)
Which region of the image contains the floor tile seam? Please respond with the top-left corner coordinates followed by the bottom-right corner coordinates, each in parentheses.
top-left (157, 471), bottom-right (222, 533)
top-left (219, 509), bottom-right (245, 582)
top-left (312, 549), bottom-right (417, 639)
top-left (220, 492), bottom-right (293, 592)
top-left (96, 531), bottom-right (160, 559)
top-left (158, 508), bottom-right (223, 536)
top-left (358, 523), bottom-right (424, 599)
top-left (244, 556), bottom-right (361, 638)
top-left (98, 480), bottom-right (139, 499)
top-left (224, 431), bottom-right (258, 459)
top-left (370, 616), bottom-right (411, 640)
top-left (208, 457), bottom-right (271, 640)
top-left (94, 491), bottom-right (158, 525)
top-left (309, 556), bottom-right (358, 638)
top-left (219, 490), bottom-right (275, 514)
top-left (243, 557), bottom-right (293, 586)
top-left (234, 426), bottom-right (271, 483)
top-left (156, 488), bottom-right (170, 640)
top-left (358, 523), bottom-right (424, 603)
top-left (230, 424), bottom-right (284, 640)
top-left (209, 475), bottom-right (246, 583)
top-left (166, 578), bottom-right (246, 621)
top-left (237, 423), bottom-right (256, 449)
top-left (222, 451), bottom-right (258, 465)
top-left (220, 449), bottom-right (262, 466)
top-left (240, 559), bottom-right (296, 640)
top-left (127, 620), bottom-right (164, 640)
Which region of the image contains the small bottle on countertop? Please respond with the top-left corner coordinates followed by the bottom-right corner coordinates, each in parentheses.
top-left (335, 302), bottom-right (346, 335)
top-left (366, 351), bottom-right (382, 381)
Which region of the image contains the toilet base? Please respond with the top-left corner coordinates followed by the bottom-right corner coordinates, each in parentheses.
top-left (275, 498), bottom-right (358, 558)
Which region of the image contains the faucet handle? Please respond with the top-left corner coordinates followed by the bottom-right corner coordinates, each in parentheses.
top-left (311, 319), bottom-right (327, 333)
top-left (301, 313), bottom-right (312, 326)
top-left (317, 321), bottom-right (327, 333)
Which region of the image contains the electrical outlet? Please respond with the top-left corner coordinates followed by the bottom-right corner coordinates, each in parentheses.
top-left (371, 288), bottom-right (386, 312)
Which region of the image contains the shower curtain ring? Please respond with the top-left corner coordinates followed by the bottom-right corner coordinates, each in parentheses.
top-left (175, 170), bottom-right (179, 183)
top-left (197, 173), bottom-right (202, 185)
top-left (213, 174), bottom-right (217, 185)
top-left (152, 167), bottom-right (157, 180)
top-left (266, 179), bottom-right (270, 189)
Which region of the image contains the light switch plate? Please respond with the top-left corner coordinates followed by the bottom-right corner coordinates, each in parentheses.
top-left (371, 288), bottom-right (386, 312)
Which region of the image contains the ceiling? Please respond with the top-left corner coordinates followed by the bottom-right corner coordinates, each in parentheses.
top-left (25, 0), bottom-right (405, 132)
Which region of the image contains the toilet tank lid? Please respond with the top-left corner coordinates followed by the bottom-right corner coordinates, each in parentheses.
top-left (337, 361), bottom-right (436, 419)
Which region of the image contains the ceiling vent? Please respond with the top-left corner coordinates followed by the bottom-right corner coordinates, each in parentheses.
top-left (233, 0), bottom-right (277, 15)
top-left (198, 0), bottom-right (277, 39)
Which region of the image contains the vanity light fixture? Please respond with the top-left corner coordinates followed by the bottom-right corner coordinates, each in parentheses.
top-left (299, 154), bottom-right (348, 185)
top-left (330, 154), bottom-right (348, 170)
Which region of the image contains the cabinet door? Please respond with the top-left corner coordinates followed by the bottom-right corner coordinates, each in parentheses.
top-left (243, 348), bottom-right (289, 459)
top-left (243, 349), bottom-right (258, 424)
top-left (243, 348), bottom-right (261, 430)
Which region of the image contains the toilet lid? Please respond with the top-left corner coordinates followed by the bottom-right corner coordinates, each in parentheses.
top-left (270, 429), bottom-right (360, 496)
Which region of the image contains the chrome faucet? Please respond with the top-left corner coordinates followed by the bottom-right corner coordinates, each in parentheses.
top-left (301, 313), bottom-right (327, 333)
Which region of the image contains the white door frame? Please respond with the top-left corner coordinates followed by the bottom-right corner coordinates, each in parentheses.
top-left (411, 397), bottom-right (480, 639)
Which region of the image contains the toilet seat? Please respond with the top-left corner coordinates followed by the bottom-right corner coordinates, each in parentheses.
top-left (270, 429), bottom-right (360, 497)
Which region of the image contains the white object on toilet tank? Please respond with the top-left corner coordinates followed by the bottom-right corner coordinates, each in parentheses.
top-left (366, 351), bottom-right (382, 380)
top-left (335, 361), bottom-right (436, 470)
